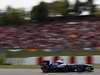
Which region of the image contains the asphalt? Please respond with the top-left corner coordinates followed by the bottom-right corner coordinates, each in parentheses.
top-left (0, 69), bottom-right (99, 75)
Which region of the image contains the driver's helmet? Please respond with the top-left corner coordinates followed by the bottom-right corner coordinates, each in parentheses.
top-left (56, 59), bottom-right (64, 64)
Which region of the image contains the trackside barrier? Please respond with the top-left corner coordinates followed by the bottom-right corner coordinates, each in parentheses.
top-left (37, 57), bottom-right (43, 65)
top-left (69, 56), bottom-right (76, 64)
top-left (4, 56), bottom-right (100, 65)
top-left (85, 56), bottom-right (93, 64)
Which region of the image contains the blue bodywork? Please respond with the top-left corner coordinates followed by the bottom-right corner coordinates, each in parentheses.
top-left (41, 60), bottom-right (94, 73)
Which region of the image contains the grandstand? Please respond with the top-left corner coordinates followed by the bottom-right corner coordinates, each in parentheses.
top-left (0, 16), bottom-right (100, 51)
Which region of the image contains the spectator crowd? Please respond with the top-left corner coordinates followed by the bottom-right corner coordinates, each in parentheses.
top-left (0, 17), bottom-right (100, 50)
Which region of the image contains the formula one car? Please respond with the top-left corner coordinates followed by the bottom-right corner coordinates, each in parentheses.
top-left (41, 60), bottom-right (94, 73)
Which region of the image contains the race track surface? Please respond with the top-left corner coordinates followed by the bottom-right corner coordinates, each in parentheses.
top-left (0, 69), bottom-right (99, 75)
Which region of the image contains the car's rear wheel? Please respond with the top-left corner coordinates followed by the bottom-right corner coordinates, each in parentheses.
top-left (42, 67), bottom-right (48, 73)
top-left (41, 65), bottom-right (49, 73)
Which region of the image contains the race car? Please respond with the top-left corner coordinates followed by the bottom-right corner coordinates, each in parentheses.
top-left (40, 60), bottom-right (94, 73)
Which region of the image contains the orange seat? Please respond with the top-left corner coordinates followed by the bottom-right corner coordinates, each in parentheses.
top-left (28, 48), bottom-right (38, 52)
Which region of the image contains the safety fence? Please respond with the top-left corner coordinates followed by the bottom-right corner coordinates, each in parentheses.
top-left (4, 56), bottom-right (100, 65)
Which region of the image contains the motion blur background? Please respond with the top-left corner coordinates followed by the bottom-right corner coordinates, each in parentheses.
top-left (0, 0), bottom-right (100, 66)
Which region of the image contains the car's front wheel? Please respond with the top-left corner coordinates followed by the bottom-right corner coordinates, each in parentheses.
top-left (85, 67), bottom-right (93, 72)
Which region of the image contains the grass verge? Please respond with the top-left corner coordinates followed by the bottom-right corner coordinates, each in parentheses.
top-left (0, 65), bottom-right (40, 69)
top-left (6, 50), bottom-right (100, 58)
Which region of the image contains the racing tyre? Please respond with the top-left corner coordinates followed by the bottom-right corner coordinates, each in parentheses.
top-left (85, 67), bottom-right (92, 72)
top-left (41, 65), bottom-right (49, 73)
